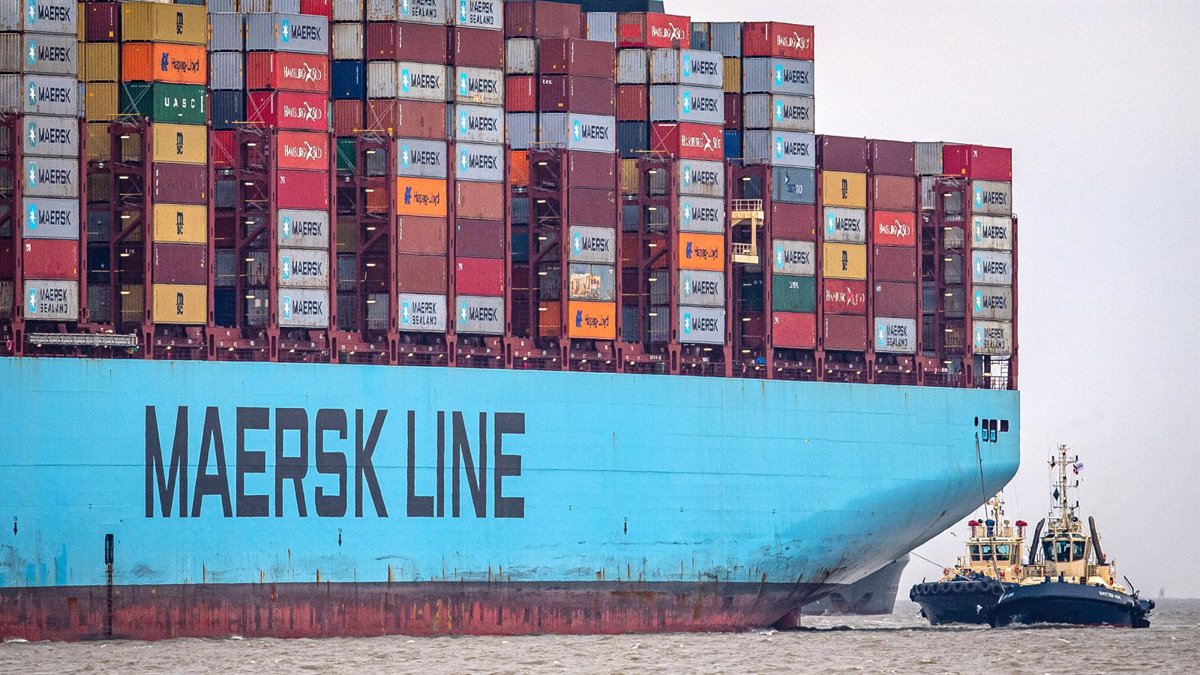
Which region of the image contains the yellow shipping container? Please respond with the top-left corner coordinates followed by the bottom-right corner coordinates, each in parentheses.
top-left (723, 57), bottom-right (742, 94)
top-left (76, 5), bottom-right (84, 41)
top-left (120, 3), bottom-right (208, 45)
top-left (822, 243), bottom-right (867, 280)
top-left (620, 159), bottom-right (640, 195)
top-left (151, 123), bottom-right (208, 165)
top-left (152, 204), bottom-right (208, 244)
top-left (86, 122), bottom-right (110, 161)
top-left (152, 284), bottom-right (207, 325)
top-left (85, 83), bottom-right (119, 121)
top-left (82, 43), bottom-right (120, 83)
top-left (821, 171), bottom-right (867, 208)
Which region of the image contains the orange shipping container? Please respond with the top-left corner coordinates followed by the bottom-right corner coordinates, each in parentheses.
top-left (677, 232), bottom-right (725, 271)
top-left (395, 177), bottom-right (448, 216)
top-left (567, 301), bottom-right (616, 339)
top-left (539, 301), bottom-right (561, 338)
top-left (510, 150), bottom-right (530, 187)
top-left (121, 43), bottom-right (207, 85)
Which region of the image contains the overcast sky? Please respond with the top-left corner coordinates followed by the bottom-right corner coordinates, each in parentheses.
top-left (674, 0), bottom-right (1200, 598)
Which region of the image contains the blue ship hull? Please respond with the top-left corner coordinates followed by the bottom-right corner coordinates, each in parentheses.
top-left (0, 357), bottom-right (1019, 639)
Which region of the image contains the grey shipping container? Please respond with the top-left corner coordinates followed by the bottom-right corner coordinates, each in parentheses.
top-left (823, 207), bottom-right (867, 244)
top-left (455, 294), bottom-right (504, 335)
top-left (455, 142), bottom-right (504, 183)
top-left (453, 0), bottom-right (502, 30)
top-left (743, 93), bottom-right (814, 132)
top-left (22, 196), bottom-right (78, 239)
top-left (679, 195), bottom-right (725, 233)
top-left (649, 49), bottom-right (724, 88)
top-left (874, 318), bottom-right (916, 354)
top-left (690, 22), bottom-right (710, 51)
top-left (279, 248), bottom-right (330, 289)
top-left (209, 52), bottom-right (244, 91)
top-left (678, 269), bottom-right (725, 308)
top-left (677, 159), bottom-right (725, 197)
top-left (278, 209), bottom-right (330, 250)
top-left (915, 142), bottom-right (943, 175)
top-left (333, 0), bottom-right (364, 22)
top-left (23, 155), bottom-right (78, 198)
top-left (539, 113), bottom-right (616, 153)
top-left (455, 104), bottom-right (505, 144)
top-left (371, 62), bottom-right (449, 101)
top-left (0, 32), bottom-right (77, 76)
top-left (568, 263), bottom-right (616, 302)
top-left (455, 66), bottom-right (505, 106)
top-left (743, 130), bottom-right (815, 168)
top-left (742, 58), bottom-right (814, 96)
top-left (241, 0), bottom-right (300, 12)
top-left (708, 22), bottom-right (742, 57)
top-left (505, 39), bottom-right (537, 75)
top-left (395, 0), bottom-right (449, 25)
top-left (970, 214), bottom-right (1013, 251)
top-left (679, 305), bottom-right (725, 345)
top-left (209, 13), bottom-right (244, 52)
top-left (586, 12), bottom-right (617, 43)
top-left (396, 137), bottom-right (448, 178)
top-left (972, 320), bottom-right (1012, 356)
top-left (366, 0), bottom-right (398, 21)
top-left (617, 49), bottom-right (647, 84)
top-left (24, 279), bottom-right (78, 321)
top-left (970, 180), bottom-right (1013, 216)
top-left (649, 85), bottom-right (723, 125)
top-left (21, 114), bottom-right (79, 157)
top-left (568, 225), bottom-right (616, 264)
top-left (1, 74), bottom-right (77, 116)
top-left (398, 293), bottom-right (447, 332)
top-left (279, 288), bottom-right (330, 328)
top-left (772, 239), bottom-right (815, 276)
top-left (333, 23), bottom-right (364, 60)
top-left (0, 0), bottom-right (77, 34)
top-left (972, 285), bottom-right (1014, 321)
top-left (245, 14), bottom-right (330, 55)
top-left (506, 112), bottom-right (536, 150)
top-left (971, 250), bottom-right (1013, 286)
top-left (772, 166), bottom-right (816, 204)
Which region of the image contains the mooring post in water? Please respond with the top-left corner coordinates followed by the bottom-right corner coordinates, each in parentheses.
top-left (104, 533), bottom-right (114, 638)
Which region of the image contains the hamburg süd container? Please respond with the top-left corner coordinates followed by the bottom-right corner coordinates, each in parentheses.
top-left (873, 211), bottom-right (917, 247)
top-left (1, 0), bottom-right (77, 34)
top-left (538, 113), bottom-right (616, 153)
top-left (971, 215), bottom-right (1013, 251)
top-left (398, 293), bottom-right (447, 333)
top-left (970, 180), bottom-right (1012, 216)
top-left (1, 74), bottom-right (76, 116)
top-left (822, 279), bottom-right (867, 314)
top-left (276, 131), bottom-right (331, 172)
top-left (943, 144), bottom-right (1012, 181)
top-left (246, 52), bottom-right (331, 93)
top-left (677, 160), bottom-right (725, 198)
top-left (20, 115), bottom-right (79, 158)
top-left (396, 138), bottom-right (448, 179)
top-left (649, 85), bottom-right (724, 125)
top-left (972, 285), bottom-right (1013, 321)
top-left (742, 93), bottom-right (814, 133)
top-left (679, 306), bottom-right (724, 345)
top-left (455, 295), bottom-right (504, 335)
top-left (771, 167), bottom-right (816, 204)
top-left (246, 91), bottom-right (329, 131)
top-left (455, 143), bottom-right (505, 183)
top-left (618, 12), bottom-right (690, 49)
top-left (874, 317), bottom-right (916, 354)
top-left (278, 288), bottom-right (330, 328)
top-left (772, 239), bottom-right (815, 276)
top-left (454, 104), bottom-right (505, 144)
top-left (649, 49), bottom-right (724, 88)
top-left (120, 83), bottom-right (206, 125)
top-left (650, 122), bottom-right (725, 162)
top-left (244, 14), bottom-right (330, 55)
top-left (22, 279), bottom-right (78, 321)
top-left (456, 66), bottom-right (505, 106)
top-left (742, 22), bottom-right (814, 60)
top-left (742, 130), bottom-right (815, 168)
top-left (21, 197), bottom-right (78, 240)
top-left (741, 57), bottom-right (814, 96)
top-left (540, 38), bottom-right (616, 79)
top-left (0, 33), bottom-right (77, 76)
top-left (538, 75), bottom-right (615, 115)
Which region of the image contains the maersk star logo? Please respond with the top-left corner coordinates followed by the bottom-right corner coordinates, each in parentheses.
top-left (681, 91), bottom-right (692, 115)
top-left (401, 68), bottom-right (412, 93)
top-left (973, 218), bottom-right (983, 242)
top-left (681, 165), bottom-right (691, 185)
top-left (27, 204), bottom-right (38, 230)
top-left (974, 258), bottom-right (983, 277)
top-left (401, 0), bottom-right (411, 16)
top-left (681, 273), bottom-right (691, 296)
top-left (458, 72), bottom-right (469, 96)
top-left (682, 54), bottom-right (692, 78)
top-left (459, 149), bottom-right (469, 171)
top-left (975, 290), bottom-right (984, 310)
top-left (27, 39), bottom-right (37, 65)
top-left (825, 211), bottom-right (836, 236)
top-left (281, 296), bottom-right (292, 321)
top-left (458, 110), bottom-right (469, 133)
top-left (27, 288), bottom-right (38, 314)
top-left (775, 136), bottom-right (785, 159)
top-left (400, 144), bottom-right (411, 167)
top-left (876, 325), bottom-right (887, 348)
top-left (682, 202), bottom-right (691, 223)
top-left (774, 64), bottom-right (784, 85)
top-left (26, 122), bottom-right (37, 147)
top-left (281, 216), bottom-right (291, 239)
top-left (280, 19), bottom-right (291, 42)
top-left (572, 234), bottom-right (582, 252)
top-left (26, 0), bottom-right (36, 24)
top-left (401, 301), bottom-right (411, 325)
top-left (571, 119), bottom-right (582, 141)
top-left (774, 100), bottom-right (784, 121)
top-left (774, 243), bottom-right (784, 269)
top-left (27, 80), bottom-right (37, 106)
top-left (974, 326), bottom-right (985, 347)
top-left (281, 256), bottom-right (292, 281)
top-left (27, 161), bottom-right (38, 186)
top-left (458, 0), bottom-right (468, 22)
top-left (974, 186), bottom-right (984, 208)
top-left (459, 300), bottom-right (469, 322)
top-left (681, 312), bottom-right (692, 334)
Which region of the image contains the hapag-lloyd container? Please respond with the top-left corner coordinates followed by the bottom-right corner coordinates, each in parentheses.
top-left (568, 263), bottom-right (616, 302)
top-left (617, 49), bottom-right (647, 84)
top-left (396, 138), bottom-right (448, 179)
top-left (772, 167), bottom-right (816, 204)
top-left (279, 248), bottom-right (330, 289)
top-left (741, 57), bottom-right (813, 96)
top-left (649, 49), bottom-right (723, 88)
top-left (244, 14), bottom-right (329, 55)
top-left (568, 226), bottom-right (615, 264)
top-left (121, 43), bottom-right (207, 85)
top-left (540, 38), bottom-right (616, 78)
top-left (823, 207), bottom-right (867, 244)
top-left (539, 75), bottom-right (615, 115)
top-left (366, 22), bottom-right (447, 62)
top-left (971, 214), bottom-right (1013, 251)
top-left (276, 131), bottom-right (330, 171)
top-left (823, 279), bottom-right (867, 315)
top-left (539, 113), bottom-right (616, 153)
top-left (649, 85), bottom-right (723, 125)
top-left (246, 52), bottom-right (330, 93)
top-left (944, 144), bottom-right (1012, 181)
top-left (679, 306), bottom-right (724, 345)
top-left (278, 209), bottom-right (330, 249)
top-left (971, 250), bottom-right (1013, 286)
top-left (678, 232), bottom-right (724, 271)
top-left (973, 284), bottom-right (1013, 321)
top-left (2, 0), bottom-right (77, 33)
top-left (120, 83), bottom-right (206, 125)
top-left (452, 0), bottom-right (502, 29)
top-left (1, 74), bottom-right (76, 116)
top-left (873, 281), bottom-right (916, 318)
top-left (970, 180), bottom-right (1012, 216)
top-left (21, 196), bottom-right (78, 239)
top-left (23, 279), bottom-right (79, 321)
top-left (23, 156), bottom-right (78, 198)
top-left (398, 293), bottom-right (447, 333)
top-left (246, 91), bottom-right (328, 132)
top-left (874, 318), bottom-right (916, 354)
top-left (771, 239), bottom-right (815, 275)
top-left (743, 130), bottom-right (815, 168)
top-left (873, 210), bottom-right (917, 247)
top-left (279, 288), bottom-right (330, 328)
top-left (679, 196), bottom-right (725, 233)
top-left (456, 67), bottom-right (504, 106)
top-left (455, 142), bottom-right (505, 183)
top-left (743, 93), bottom-right (814, 133)
top-left (566, 300), bottom-right (616, 340)
top-left (455, 294), bottom-right (504, 335)
top-left (0, 33), bottom-right (76, 76)
top-left (677, 160), bottom-right (725, 197)
top-left (454, 104), bottom-right (505, 144)
top-left (618, 12), bottom-right (690, 49)
top-left (972, 319), bottom-right (1013, 356)
top-left (678, 269), bottom-right (724, 308)
top-left (278, 170), bottom-right (330, 210)
top-left (742, 22), bottom-right (814, 60)
top-left (21, 115), bottom-right (79, 158)
top-left (650, 123), bottom-right (725, 161)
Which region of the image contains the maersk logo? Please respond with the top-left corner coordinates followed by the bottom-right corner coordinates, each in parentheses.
top-left (281, 295), bottom-right (292, 321)
top-left (974, 186), bottom-right (1009, 208)
top-left (682, 91), bottom-right (692, 114)
top-left (26, 122), bottom-right (37, 147)
top-left (682, 165), bottom-right (692, 186)
top-left (27, 204), bottom-right (38, 229)
top-left (26, 39), bottom-right (36, 65)
top-left (26, 0), bottom-right (36, 23)
top-left (27, 287), bottom-right (38, 314)
top-left (281, 216), bottom-right (292, 239)
top-left (775, 100), bottom-right (784, 121)
top-left (401, 300), bottom-right (412, 325)
top-left (682, 202), bottom-right (692, 223)
top-left (459, 300), bottom-right (469, 321)
top-left (401, 68), bottom-right (412, 92)
top-left (571, 119), bottom-right (582, 140)
top-left (26, 79), bottom-right (37, 105)
top-left (775, 64), bottom-right (785, 85)
top-left (402, 0), bottom-right (410, 15)
top-left (458, 0), bottom-right (468, 22)
top-left (459, 149), bottom-right (469, 171)
top-left (400, 144), bottom-right (411, 167)
top-left (775, 136), bottom-right (785, 159)
top-left (26, 161), bottom-right (37, 186)
top-left (682, 54), bottom-right (692, 78)
top-left (280, 19), bottom-right (290, 42)
top-left (572, 234), bottom-right (582, 252)
top-left (776, 136), bottom-right (810, 159)
top-left (774, 244), bottom-right (784, 268)
top-left (458, 72), bottom-right (468, 95)
top-left (681, 311), bottom-right (692, 334)
top-left (281, 256), bottom-right (292, 281)
top-left (975, 290), bottom-right (984, 310)
top-left (681, 272), bottom-right (692, 296)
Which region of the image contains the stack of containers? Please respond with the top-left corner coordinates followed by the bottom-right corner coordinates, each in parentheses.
top-left (329, 0), bottom-right (363, 135)
top-left (868, 140), bottom-right (918, 359)
top-left (117, 2), bottom-right (210, 327)
top-left (0, 0), bottom-right (80, 323)
top-left (817, 136), bottom-right (868, 353)
top-left (610, 11), bottom-right (690, 163)
top-left (703, 21), bottom-right (743, 157)
top-left (80, 2), bottom-right (119, 161)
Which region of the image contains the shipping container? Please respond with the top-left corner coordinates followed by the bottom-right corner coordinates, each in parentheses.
top-left (455, 294), bottom-right (504, 335)
top-left (455, 66), bottom-right (505, 106)
top-left (771, 203), bottom-right (817, 240)
top-left (1, 74), bottom-right (77, 116)
top-left (677, 269), bottom-right (724, 307)
top-left (454, 180), bottom-right (503, 220)
top-left (334, 0), bottom-right (363, 21)
top-left (649, 49), bottom-right (723, 88)
top-left (210, 91), bottom-right (244, 131)
top-left (246, 90), bottom-right (329, 131)
top-left (120, 82), bottom-right (206, 125)
top-left (394, 138), bottom-right (448, 178)
top-left (395, 176), bottom-right (448, 216)
top-left (210, 52), bottom-right (245, 91)
top-left (970, 180), bottom-right (1013, 216)
top-left (152, 244), bottom-right (207, 285)
top-left (874, 317), bottom-right (916, 354)
top-left (279, 248), bottom-right (330, 288)
top-left (915, 141), bottom-right (943, 176)
top-left (772, 311), bottom-right (815, 349)
top-left (505, 38), bottom-right (537, 75)
top-left (742, 22), bottom-right (814, 60)
top-left (398, 293), bottom-right (447, 333)
top-left (151, 163), bottom-right (207, 204)
top-left (741, 57), bottom-right (813, 96)
top-left (872, 210), bottom-right (917, 247)
top-left (616, 85), bottom-right (647, 121)
top-left (20, 114), bottom-right (79, 158)
top-left (396, 214), bottom-right (447, 254)
top-left (119, 2), bottom-right (206, 44)
top-left (208, 12), bottom-right (244, 52)
top-left (567, 263), bottom-right (616, 302)
top-left (506, 112), bottom-right (536, 149)
top-left (944, 144), bottom-right (1012, 182)
top-left (771, 238), bottom-right (815, 275)
top-left (616, 48), bottom-right (646, 84)
top-left (85, 83), bottom-right (118, 120)
top-left (721, 57), bottom-right (740, 94)
top-left (871, 175), bottom-right (916, 211)
top-left (723, 92), bottom-right (741, 129)
top-left (650, 122), bottom-right (725, 161)
top-left (247, 52), bottom-right (331, 93)
top-left (455, 142), bottom-right (505, 183)
top-left (566, 300), bottom-right (616, 339)
top-left (455, 219), bottom-right (503, 258)
top-left (539, 113), bottom-right (616, 153)
top-left (0, 32), bottom-right (77, 77)
top-left (677, 160), bottom-right (725, 197)
top-left (678, 232), bottom-right (724, 271)
top-left (972, 284), bottom-right (1013, 321)
top-left (83, 3), bottom-right (118, 42)
top-left (365, 21), bottom-right (447, 62)
top-left (679, 305), bottom-right (724, 345)
top-left (824, 313), bottom-right (866, 352)
top-left (772, 274), bottom-right (816, 313)
top-left (818, 136), bottom-right (869, 173)
top-left (618, 12), bottom-right (690, 49)
top-left (540, 38), bottom-right (616, 79)
top-left (452, 0), bottom-right (502, 29)
top-left (23, 279), bottom-right (78, 321)
top-left (22, 156), bottom-right (78, 198)
top-left (565, 151), bottom-right (617, 190)
top-left (454, 103), bottom-right (505, 144)
top-left (823, 207), bottom-right (866, 244)
top-left (81, 43), bottom-right (119, 82)
top-left (23, 238), bottom-right (78, 279)
top-left (455, 257), bottom-right (503, 295)
top-left (742, 130), bottom-right (814, 168)
top-left (971, 214), bottom-right (1013, 251)
top-left (153, 204), bottom-right (207, 245)
top-left (586, 12), bottom-right (617, 43)
top-left (743, 93), bottom-right (814, 132)
top-left (971, 250), bottom-right (1013, 286)
top-left (0, 280), bottom-right (12, 320)
top-left (972, 319), bottom-right (1012, 356)
top-left (616, 121), bottom-right (648, 158)
top-left (505, 0), bottom-right (583, 40)
top-left (277, 169), bottom-right (330, 210)
top-left (872, 281), bottom-right (917, 318)
top-left (504, 75), bottom-right (536, 112)
top-left (245, 13), bottom-right (330, 55)
top-left (150, 124), bottom-right (207, 165)
top-left (822, 279), bottom-right (867, 315)
top-left (333, 99), bottom-right (363, 135)
top-left (822, 242), bottom-right (866, 280)
top-left (567, 188), bottom-right (617, 228)
top-left (21, 196), bottom-right (78, 240)
top-left (397, 253), bottom-right (448, 293)
top-left (869, 139), bottom-right (915, 176)
top-left (367, 61), bottom-right (448, 101)
top-left (272, 131), bottom-right (329, 171)
top-left (332, 22), bottom-right (364, 60)
top-left (538, 75), bottom-right (615, 115)
top-left (873, 246), bottom-right (917, 282)
top-left (649, 85), bottom-right (724, 125)
top-left (367, 99), bottom-right (447, 138)
top-left (771, 166), bottom-right (816, 204)
top-left (0, 0), bottom-right (77, 34)
top-left (278, 288), bottom-right (330, 328)
top-left (395, 0), bottom-right (449, 24)
top-left (451, 26), bottom-right (504, 68)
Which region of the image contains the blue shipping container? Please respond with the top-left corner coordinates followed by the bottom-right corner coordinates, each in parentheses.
top-left (332, 61), bottom-right (366, 101)
top-left (724, 130), bottom-right (741, 160)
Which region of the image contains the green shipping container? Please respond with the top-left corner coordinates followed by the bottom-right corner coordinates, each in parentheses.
top-left (337, 138), bottom-right (357, 173)
top-left (772, 274), bottom-right (816, 313)
top-left (119, 83), bottom-right (207, 125)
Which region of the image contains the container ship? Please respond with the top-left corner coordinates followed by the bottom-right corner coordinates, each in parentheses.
top-left (0, 0), bottom-right (1020, 640)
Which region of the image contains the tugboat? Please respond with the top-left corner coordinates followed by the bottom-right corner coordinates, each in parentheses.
top-left (910, 495), bottom-right (1027, 624)
top-left (989, 445), bottom-right (1154, 628)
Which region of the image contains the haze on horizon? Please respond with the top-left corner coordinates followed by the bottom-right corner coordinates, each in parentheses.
top-left (674, 0), bottom-right (1200, 597)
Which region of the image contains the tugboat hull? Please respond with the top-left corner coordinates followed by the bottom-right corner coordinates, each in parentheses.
top-left (989, 582), bottom-right (1153, 628)
top-left (910, 580), bottom-right (1009, 625)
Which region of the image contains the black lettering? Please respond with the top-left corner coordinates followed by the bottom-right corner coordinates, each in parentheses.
top-left (355, 409), bottom-right (388, 517)
top-left (315, 409), bottom-right (348, 518)
top-left (494, 412), bottom-right (524, 519)
top-left (451, 412), bottom-right (487, 518)
top-left (192, 407), bottom-right (232, 518)
top-left (436, 410), bottom-right (446, 517)
top-left (236, 407), bottom-right (269, 518)
top-left (145, 406), bottom-right (188, 518)
top-left (407, 410), bottom-right (434, 517)
top-left (274, 408), bottom-right (308, 517)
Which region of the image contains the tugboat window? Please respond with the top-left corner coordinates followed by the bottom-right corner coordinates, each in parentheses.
top-left (995, 543), bottom-right (1011, 560)
top-left (1073, 540), bottom-right (1085, 560)
top-left (970, 545), bottom-right (982, 561)
top-left (980, 544), bottom-right (993, 560)
top-left (1055, 539), bottom-right (1073, 562)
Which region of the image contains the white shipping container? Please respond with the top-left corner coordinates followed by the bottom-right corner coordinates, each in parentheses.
top-left (874, 318), bottom-right (917, 354)
top-left (367, 0), bottom-right (397, 21)
top-left (455, 66), bottom-right (504, 106)
top-left (649, 49), bottom-right (723, 88)
top-left (617, 49), bottom-right (647, 84)
top-left (24, 279), bottom-right (78, 321)
top-left (21, 114), bottom-right (79, 157)
top-left (455, 142), bottom-right (504, 183)
top-left (772, 239), bottom-right (815, 276)
top-left (743, 93), bottom-right (814, 133)
top-left (279, 288), bottom-right (329, 328)
top-left (569, 225), bottom-right (616, 264)
top-left (333, 0), bottom-right (365, 21)
top-left (971, 180), bottom-right (1013, 216)
top-left (971, 214), bottom-right (1013, 251)
top-left (823, 207), bottom-right (867, 244)
top-left (677, 159), bottom-right (725, 197)
top-left (456, 294), bottom-right (504, 335)
top-left (0, 74), bottom-right (77, 116)
top-left (586, 12), bottom-right (617, 43)
top-left (23, 155), bottom-right (77, 198)
top-left (368, 61), bottom-right (449, 101)
top-left (0, 0), bottom-right (77, 34)
top-left (398, 0), bottom-right (449, 25)
top-left (649, 84), bottom-right (723, 125)
top-left (0, 32), bottom-right (77, 77)
top-left (398, 293), bottom-right (447, 332)
top-left (22, 196), bottom-right (78, 239)
top-left (245, 14), bottom-right (329, 55)
top-left (505, 38), bottom-right (537, 75)
top-left (741, 58), bottom-right (814, 96)
top-left (538, 113), bottom-right (616, 153)
top-left (452, 0), bottom-right (502, 30)
top-left (396, 137), bottom-right (448, 178)
top-left (679, 305), bottom-right (725, 345)
top-left (332, 23), bottom-right (364, 60)
top-left (678, 269), bottom-right (725, 308)
top-left (972, 285), bottom-right (1013, 321)
top-left (279, 248), bottom-right (330, 289)
top-left (454, 104), bottom-right (505, 144)
top-left (742, 130), bottom-right (815, 168)
top-left (278, 209), bottom-right (330, 250)
top-left (972, 320), bottom-right (1012, 356)
top-left (678, 196), bottom-right (725, 233)
top-left (971, 250), bottom-right (1013, 286)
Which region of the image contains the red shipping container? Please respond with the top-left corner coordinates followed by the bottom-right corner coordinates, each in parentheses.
top-left (824, 314), bottom-right (866, 352)
top-left (455, 219), bottom-right (504, 259)
top-left (455, 182), bottom-right (504, 220)
top-left (397, 215), bottom-right (448, 255)
top-left (455, 257), bottom-right (504, 296)
top-left (724, 92), bottom-right (741, 129)
top-left (566, 151), bottom-right (617, 190)
top-left (277, 170), bottom-right (331, 210)
top-left (869, 139), bottom-right (915, 176)
top-left (772, 311), bottom-right (816, 349)
top-left (211, 131), bottom-right (237, 169)
top-left (568, 188), bottom-right (617, 228)
top-left (742, 22), bottom-right (814, 60)
top-left (85, 3), bottom-right (119, 42)
top-left (23, 239), bottom-right (78, 280)
top-left (152, 164), bottom-right (207, 204)
top-left (617, 13), bottom-right (690, 49)
top-left (942, 144), bottom-right (1012, 182)
top-left (617, 85), bottom-right (647, 121)
top-left (538, 38), bottom-right (616, 79)
top-left (367, 99), bottom-right (447, 139)
top-left (246, 91), bottom-right (329, 132)
top-left (822, 279), bottom-right (867, 315)
top-left (873, 246), bottom-right (917, 282)
top-left (873, 281), bottom-right (917, 318)
top-left (651, 123), bottom-right (725, 162)
top-left (818, 136), bottom-right (868, 173)
top-left (539, 75), bottom-right (615, 115)
top-left (397, 253), bottom-right (448, 294)
top-left (506, 75), bottom-right (537, 112)
top-left (276, 131), bottom-right (331, 171)
top-left (451, 27), bottom-right (504, 68)
top-left (771, 203), bottom-right (817, 240)
top-left (872, 210), bottom-right (917, 247)
top-left (299, 0), bottom-right (331, 18)
top-left (366, 22), bottom-right (448, 62)
top-left (245, 52), bottom-right (330, 93)
top-left (152, 244), bottom-right (207, 285)
top-left (333, 99), bottom-right (363, 137)
top-left (872, 175), bottom-right (916, 211)
top-left (506, 1), bottom-right (584, 40)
